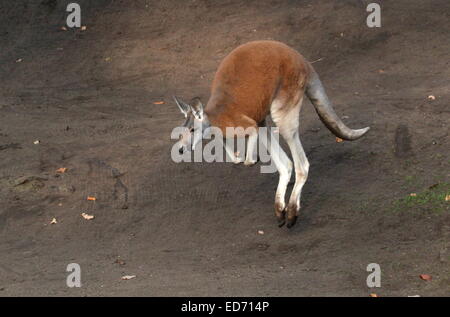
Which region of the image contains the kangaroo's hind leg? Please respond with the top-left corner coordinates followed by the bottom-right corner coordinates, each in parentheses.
top-left (271, 97), bottom-right (309, 228)
top-left (259, 126), bottom-right (292, 227)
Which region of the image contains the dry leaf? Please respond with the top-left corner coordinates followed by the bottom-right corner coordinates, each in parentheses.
top-left (153, 101), bottom-right (165, 105)
top-left (377, 69), bottom-right (385, 73)
top-left (81, 213), bottom-right (94, 220)
top-left (369, 293), bottom-right (378, 297)
top-left (257, 230), bottom-right (264, 235)
top-left (61, 26), bottom-right (67, 31)
top-left (33, 140), bottom-right (40, 144)
top-left (427, 95), bottom-right (436, 101)
top-left (81, 26), bottom-right (87, 31)
top-left (445, 194), bottom-right (450, 202)
top-left (121, 275), bottom-right (136, 280)
top-left (50, 218), bottom-right (57, 224)
top-left (336, 137), bottom-right (344, 143)
top-left (16, 58), bottom-right (23, 63)
top-left (105, 57), bottom-right (111, 62)
top-left (87, 196), bottom-right (96, 201)
top-left (56, 167), bottom-right (67, 173)
top-left (114, 258), bottom-right (126, 266)
top-left (419, 274), bottom-right (432, 281)
top-left (410, 193), bottom-right (417, 197)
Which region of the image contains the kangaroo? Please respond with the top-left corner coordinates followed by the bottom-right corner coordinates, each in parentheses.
top-left (173, 40), bottom-right (369, 228)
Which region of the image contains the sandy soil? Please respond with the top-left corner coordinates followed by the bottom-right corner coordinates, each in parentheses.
top-left (0, 0), bottom-right (448, 296)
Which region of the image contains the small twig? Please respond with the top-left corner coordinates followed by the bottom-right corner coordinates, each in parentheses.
top-left (310, 57), bottom-right (324, 64)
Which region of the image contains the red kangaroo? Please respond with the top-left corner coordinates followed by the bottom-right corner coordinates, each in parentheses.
top-left (173, 40), bottom-right (369, 228)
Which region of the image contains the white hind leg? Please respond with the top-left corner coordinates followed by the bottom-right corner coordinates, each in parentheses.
top-left (271, 97), bottom-right (309, 227)
top-left (259, 127), bottom-right (292, 226)
top-left (284, 130), bottom-right (309, 227)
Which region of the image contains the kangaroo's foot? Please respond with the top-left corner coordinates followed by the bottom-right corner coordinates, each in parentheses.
top-left (274, 201), bottom-right (286, 227)
top-left (244, 159), bottom-right (257, 166)
top-left (285, 202), bottom-right (299, 228)
top-left (232, 157), bottom-right (244, 164)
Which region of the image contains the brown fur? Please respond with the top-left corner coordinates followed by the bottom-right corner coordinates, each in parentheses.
top-left (205, 41), bottom-right (312, 135)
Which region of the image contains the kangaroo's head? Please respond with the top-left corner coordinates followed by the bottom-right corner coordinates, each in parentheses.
top-left (173, 96), bottom-right (209, 154)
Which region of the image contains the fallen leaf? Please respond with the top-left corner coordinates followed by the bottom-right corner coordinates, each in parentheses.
top-left (369, 293), bottom-right (378, 297)
top-left (81, 213), bottom-right (94, 220)
top-left (50, 218), bottom-right (57, 224)
top-left (87, 196), bottom-right (96, 201)
top-left (427, 95), bottom-right (436, 101)
top-left (33, 140), bottom-right (40, 145)
top-left (153, 101), bottom-right (165, 105)
top-left (114, 258), bottom-right (126, 266)
top-left (56, 167), bottom-right (67, 173)
top-left (16, 58), bottom-right (23, 63)
top-left (257, 230), bottom-right (264, 235)
top-left (61, 26), bottom-right (67, 31)
top-left (445, 194), bottom-right (450, 202)
top-left (81, 25), bottom-right (87, 31)
top-left (410, 193), bottom-right (417, 197)
top-left (121, 275), bottom-right (136, 280)
top-left (105, 57), bottom-right (112, 62)
top-left (377, 69), bottom-right (385, 73)
top-left (419, 274), bottom-right (432, 281)
top-left (335, 137), bottom-right (344, 143)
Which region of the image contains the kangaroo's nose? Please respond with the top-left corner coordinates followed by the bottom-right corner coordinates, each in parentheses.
top-left (179, 147), bottom-right (184, 154)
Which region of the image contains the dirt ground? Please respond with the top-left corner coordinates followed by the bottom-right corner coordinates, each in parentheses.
top-left (0, 0), bottom-right (448, 296)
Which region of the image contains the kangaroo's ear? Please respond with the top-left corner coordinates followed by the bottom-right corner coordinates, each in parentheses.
top-left (173, 95), bottom-right (190, 116)
top-left (189, 97), bottom-right (203, 120)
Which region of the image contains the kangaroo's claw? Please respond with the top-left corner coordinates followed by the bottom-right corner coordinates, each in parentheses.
top-left (286, 215), bottom-right (298, 228)
top-left (276, 209), bottom-right (286, 227)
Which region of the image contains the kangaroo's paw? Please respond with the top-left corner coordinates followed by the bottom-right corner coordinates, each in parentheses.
top-left (274, 201), bottom-right (286, 227)
top-left (232, 157), bottom-right (244, 164)
top-left (243, 159), bottom-right (257, 166)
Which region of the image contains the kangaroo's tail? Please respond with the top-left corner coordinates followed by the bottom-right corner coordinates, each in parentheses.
top-left (305, 69), bottom-right (370, 141)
